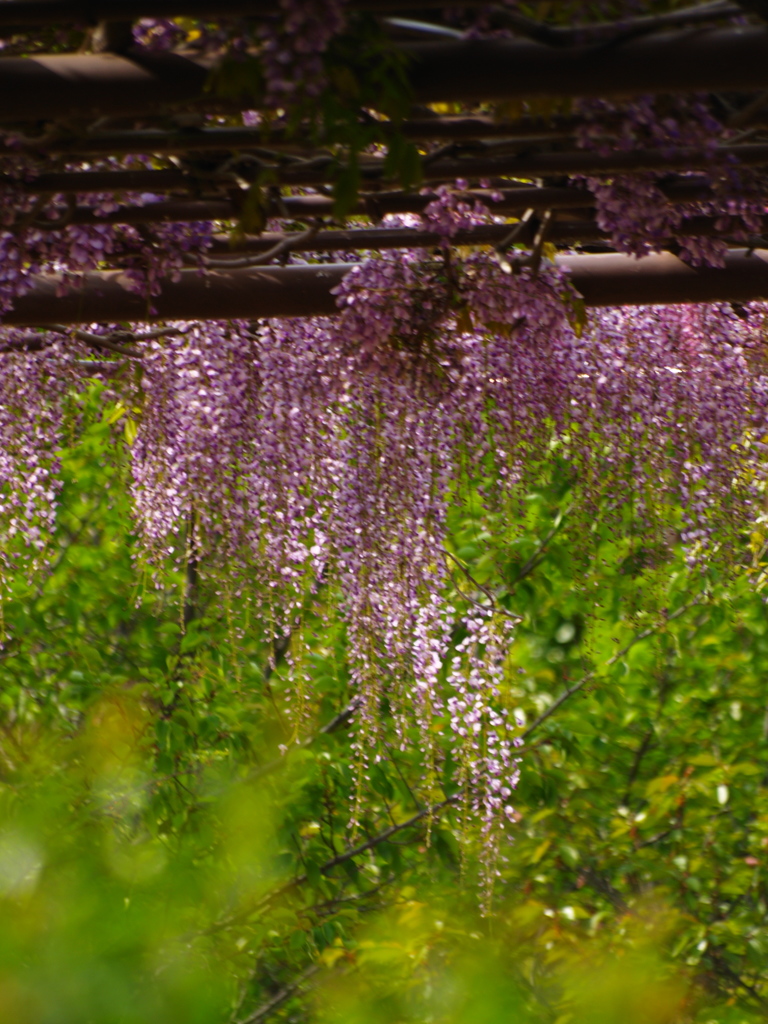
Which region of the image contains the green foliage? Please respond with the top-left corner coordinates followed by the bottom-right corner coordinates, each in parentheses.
top-left (1, 402), bottom-right (768, 1022)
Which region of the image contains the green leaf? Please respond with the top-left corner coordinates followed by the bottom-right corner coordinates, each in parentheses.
top-left (306, 860), bottom-right (323, 890)
top-left (342, 858), bottom-right (360, 884)
top-left (237, 183), bottom-right (268, 236)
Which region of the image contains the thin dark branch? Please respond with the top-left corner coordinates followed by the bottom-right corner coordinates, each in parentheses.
top-left (200, 223), bottom-right (322, 269)
top-left (0, 333), bottom-right (53, 353)
top-left (207, 794), bottom-right (461, 935)
top-left (383, 744), bottom-right (424, 812)
top-left (704, 946), bottom-right (768, 1011)
top-left (507, 507), bottom-right (571, 592)
top-left (581, 866), bottom-right (628, 913)
top-left (308, 874), bottom-right (395, 916)
top-left (271, 794), bottom-right (460, 901)
top-left (520, 599), bottom-right (703, 742)
top-left (529, 208), bottom-right (553, 278)
top-left (494, 208), bottom-right (535, 266)
top-left (634, 828), bottom-right (674, 850)
top-left (235, 964), bottom-right (321, 1024)
top-left (129, 326), bottom-right (185, 342)
top-left (43, 324), bottom-right (146, 357)
top-left (247, 698), bottom-right (360, 782)
top-left (621, 728), bottom-right (655, 807)
top-left (729, 89), bottom-right (768, 126)
top-left (497, 1), bottom-right (739, 47)
top-left (444, 549), bottom-right (521, 623)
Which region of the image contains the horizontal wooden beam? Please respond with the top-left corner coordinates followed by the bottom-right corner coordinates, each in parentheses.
top-left (60, 187), bottom-right (596, 228)
top-left (200, 214), bottom-right (764, 258)
top-left (558, 250), bottom-right (768, 306)
top-left (3, 27), bottom-right (768, 123)
top-left (2, 265), bottom-right (348, 323)
top-left (4, 251), bottom-right (768, 326)
top-left (0, 0), bottom-right (502, 29)
top-left (5, 144), bottom-right (764, 195)
top-left (51, 180), bottom-right (723, 230)
top-left (15, 117), bottom-right (588, 158)
top-left (0, 51), bottom-right (215, 122)
top-left (405, 27), bottom-right (768, 102)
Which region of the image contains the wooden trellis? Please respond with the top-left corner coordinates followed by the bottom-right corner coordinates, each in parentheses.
top-left (3, 2), bottom-right (768, 322)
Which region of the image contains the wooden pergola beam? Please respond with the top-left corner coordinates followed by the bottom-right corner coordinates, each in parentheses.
top-left (3, 27), bottom-right (768, 123)
top-left (199, 214), bottom-right (767, 257)
top-left (61, 187), bottom-right (597, 228)
top-left (7, 144), bottom-right (767, 195)
top-left (4, 251), bottom-right (768, 326)
top-left (14, 117), bottom-right (590, 158)
top-left (45, 180), bottom-right (724, 230)
top-left (557, 250), bottom-right (768, 306)
top-left (3, 264), bottom-right (347, 323)
top-left (0, 0), bottom-right (507, 28)
top-left (407, 27), bottom-right (768, 102)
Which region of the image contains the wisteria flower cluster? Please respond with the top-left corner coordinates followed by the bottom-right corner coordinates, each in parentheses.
top-left (0, 153), bottom-right (214, 315)
top-left (0, 331), bottom-right (88, 580)
top-left (130, 3), bottom-right (348, 108)
top-left (569, 303), bottom-right (768, 557)
top-left (132, 318), bottom-right (334, 601)
top-left (3, 243), bottom-right (768, 892)
top-left (132, 17), bottom-right (187, 51)
top-left (447, 610), bottom-right (521, 910)
top-left (575, 97), bottom-right (765, 265)
top-left (258, 0), bottom-right (347, 107)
